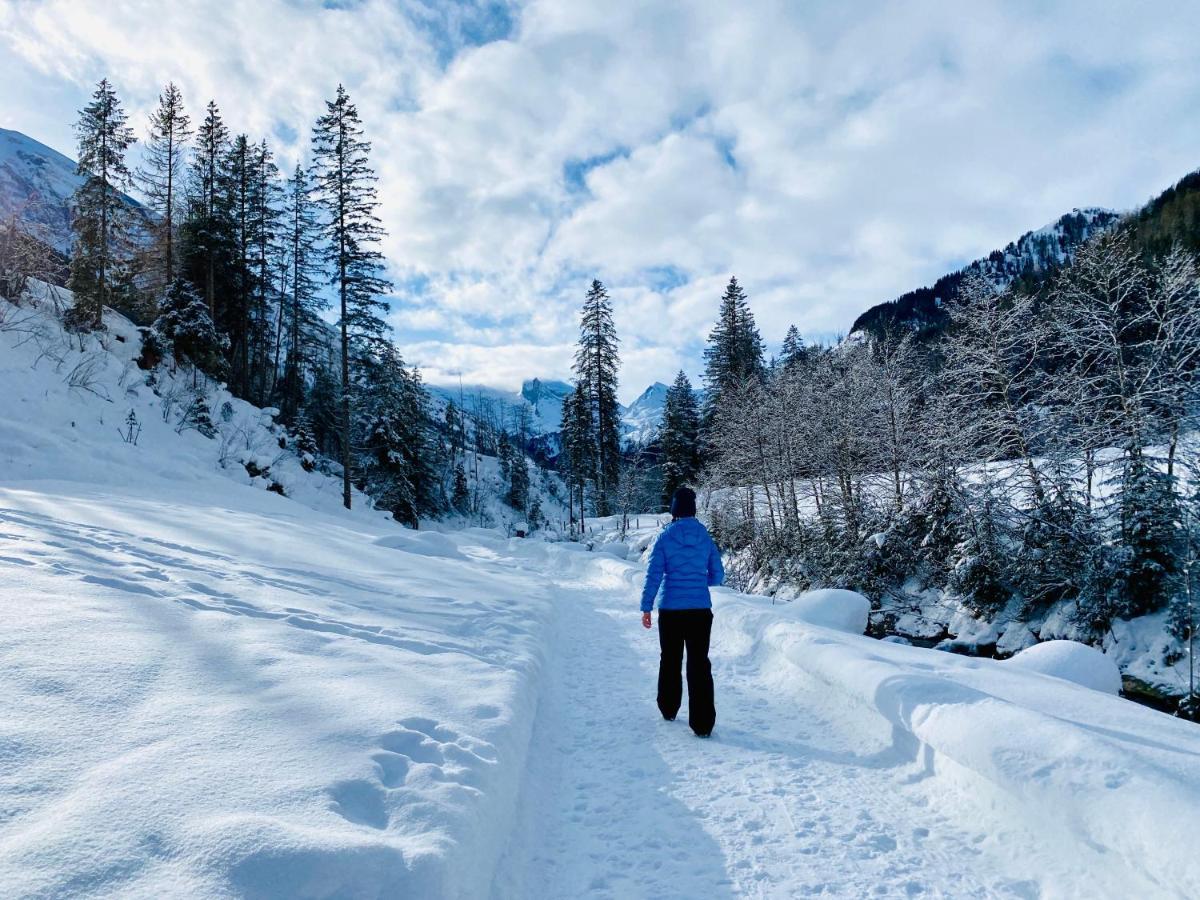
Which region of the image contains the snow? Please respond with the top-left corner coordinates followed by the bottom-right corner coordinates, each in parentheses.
top-left (621, 380), bottom-right (668, 445)
top-left (0, 128), bottom-right (148, 253)
top-left (777, 587), bottom-right (871, 634)
top-left (519, 378), bottom-right (571, 433)
top-left (1005, 639), bottom-right (1124, 694)
top-left (5, 292), bottom-right (1200, 897)
top-left (426, 377), bottom-right (670, 455)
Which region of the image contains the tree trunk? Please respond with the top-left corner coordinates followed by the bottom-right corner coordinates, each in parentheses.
top-left (338, 134), bottom-right (352, 510)
top-left (165, 129), bottom-right (174, 286)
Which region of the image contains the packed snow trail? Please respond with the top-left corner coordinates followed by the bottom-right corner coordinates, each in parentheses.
top-left (492, 547), bottom-right (1042, 898)
top-left (491, 528), bottom-right (1200, 899)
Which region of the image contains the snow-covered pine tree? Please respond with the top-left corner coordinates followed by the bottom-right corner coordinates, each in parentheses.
top-left (702, 276), bottom-right (765, 440)
top-left (659, 369), bottom-right (701, 508)
top-left (452, 463), bottom-right (470, 514)
top-left (293, 411), bottom-right (319, 472)
top-left (948, 487), bottom-right (1012, 618)
top-left (507, 450), bottom-right (530, 514)
top-left (137, 82), bottom-right (191, 294)
top-left (1110, 449), bottom-right (1181, 619)
top-left (779, 324), bottom-right (807, 370)
top-left (277, 163), bottom-right (324, 423)
top-left (311, 84), bottom-right (394, 510)
top-left (497, 430), bottom-right (513, 481)
top-left (572, 279), bottom-right (621, 516)
top-left (67, 79), bottom-right (137, 332)
top-left (357, 344), bottom-right (438, 526)
top-left (152, 277), bottom-right (228, 383)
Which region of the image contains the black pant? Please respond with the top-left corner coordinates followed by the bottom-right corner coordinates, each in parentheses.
top-left (657, 608), bottom-right (715, 735)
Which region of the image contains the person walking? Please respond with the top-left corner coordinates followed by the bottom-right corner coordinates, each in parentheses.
top-left (640, 487), bottom-right (724, 737)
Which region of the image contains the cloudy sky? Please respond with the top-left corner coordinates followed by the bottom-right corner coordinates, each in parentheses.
top-left (3, 0), bottom-right (1200, 401)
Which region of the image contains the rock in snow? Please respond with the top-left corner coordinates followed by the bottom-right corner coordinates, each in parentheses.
top-left (779, 588), bottom-right (871, 634)
top-left (1005, 639), bottom-right (1124, 694)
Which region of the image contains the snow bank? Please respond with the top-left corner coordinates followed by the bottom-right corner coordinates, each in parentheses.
top-left (712, 600), bottom-right (1200, 897)
top-left (0, 292), bottom-right (567, 898)
top-left (1005, 639), bottom-right (1123, 694)
top-left (778, 588), bottom-right (870, 634)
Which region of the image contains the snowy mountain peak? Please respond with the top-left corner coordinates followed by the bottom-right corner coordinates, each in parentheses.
top-left (0, 127), bottom-right (148, 254)
top-left (429, 376), bottom-right (670, 452)
top-left (850, 205), bottom-right (1121, 337)
top-left (0, 128), bottom-right (84, 252)
top-left (622, 381), bottom-right (669, 446)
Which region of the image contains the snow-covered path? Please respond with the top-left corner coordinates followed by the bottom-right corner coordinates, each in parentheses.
top-left (493, 545), bottom-right (1054, 899)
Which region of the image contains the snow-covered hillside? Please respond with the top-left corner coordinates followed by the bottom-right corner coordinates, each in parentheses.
top-left (0, 283), bottom-right (563, 534)
top-left (0, 283), bottom-right (363, 511)
top-left (851, 207), bottom-right (1120, 336)
top-left (0, 128), bottom-right (147, 254)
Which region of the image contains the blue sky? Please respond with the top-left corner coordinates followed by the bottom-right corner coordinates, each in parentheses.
top-left (3, 0), bottom-right (1200, 401)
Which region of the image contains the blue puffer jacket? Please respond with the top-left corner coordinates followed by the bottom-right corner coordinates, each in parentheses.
top-left (640, 517), bottom-right (725, 612)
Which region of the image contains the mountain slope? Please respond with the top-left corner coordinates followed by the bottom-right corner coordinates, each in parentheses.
top-left (851, 207), bottom-right (1119, 338)
top-left (0, 127), bottom-right (148, 254)
top-left (427, 377), bottom-right (669, 456)
top-left (622, 381), bottom-right (668, 445)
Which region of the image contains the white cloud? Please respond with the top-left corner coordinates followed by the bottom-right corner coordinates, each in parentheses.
top-left (4, 0), bottom-right (1200, 401)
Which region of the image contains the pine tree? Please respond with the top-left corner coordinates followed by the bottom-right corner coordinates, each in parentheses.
top-left (311, 84), bottom-right (394, 510)
top-left (152, 277), bottom-right (228, 383)
top-left (452, 462), bottom-right (470, 513)
top-left (660, 369), bottom-right (701, 507)
top-left (1110, 449), bottom-right (1180, 619)
top-left (779, 324), bottom-right (807, 369)
top-left (572, 279), bottom-right (621, 515)
top-left (278, 163), bottom-right (324, 422)
top-left (225, 133), bottom-right (258, 397)
top-left (67, 79), bottom-right (137, 332)
top-left (183, 101), bottom-right (233, 322)
top-left (294, 412), bottom-right (319, 472)
top-left (356, 345), bottom-right (438, 527)
top-left (703, 276), bottom-right (765, 421)
top-left (497, 430), bottom-right (513, 481)
top-left (444, 400), bottom-right (466, 461)
top-left (508, 448), bottom-right (530, 512)
top-left (138, 82), bottom-right (191, 293)
top-left (249, 138), bottom-right (282, 404)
